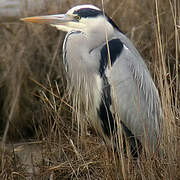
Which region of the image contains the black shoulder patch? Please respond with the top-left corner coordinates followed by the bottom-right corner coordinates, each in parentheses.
top-left (73, 8), bottom-right (102, 18)
top-left (99, 39), bottom-right (123, 76)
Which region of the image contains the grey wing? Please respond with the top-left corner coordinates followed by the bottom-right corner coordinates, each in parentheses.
top-left (106, 36), bottom-right (162, 152)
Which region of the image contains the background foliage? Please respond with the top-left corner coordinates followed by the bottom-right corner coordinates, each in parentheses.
top-left (0, 0), bottom-right (179, 179)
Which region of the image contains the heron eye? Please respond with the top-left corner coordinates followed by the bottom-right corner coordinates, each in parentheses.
top-left (74, 15), bottom-right (81, 21)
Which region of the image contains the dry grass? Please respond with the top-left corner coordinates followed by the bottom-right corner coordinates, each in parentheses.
top-left (0, 0), bottom-right (179, 179)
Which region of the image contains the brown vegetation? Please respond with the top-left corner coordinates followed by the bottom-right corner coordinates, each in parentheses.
top-left (0, 0), bottom-right (179, 179)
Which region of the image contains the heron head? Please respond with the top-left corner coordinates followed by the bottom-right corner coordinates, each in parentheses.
top-left (21, 4), bottom-right (114, 37)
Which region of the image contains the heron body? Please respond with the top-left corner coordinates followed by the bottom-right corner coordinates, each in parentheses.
top-left (21, 4), bottom-right (162, 156)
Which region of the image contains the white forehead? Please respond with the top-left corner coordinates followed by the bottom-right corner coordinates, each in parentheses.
top-left (67, 4), bottom-right (100, 14)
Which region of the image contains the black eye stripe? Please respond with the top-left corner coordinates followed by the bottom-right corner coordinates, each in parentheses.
top-left (72, 7), bottom-right (123, 33)
top-left (73, 8), bottom-right (102, 18)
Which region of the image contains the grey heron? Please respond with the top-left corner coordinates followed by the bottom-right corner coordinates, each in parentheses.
top-left (21, 4), bottom-right (162, 157)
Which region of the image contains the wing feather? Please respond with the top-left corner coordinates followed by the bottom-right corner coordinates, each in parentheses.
top-left (104, 35), bottom-right (162, 151)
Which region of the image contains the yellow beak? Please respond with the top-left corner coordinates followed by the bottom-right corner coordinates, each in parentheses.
top-left (21, 14), bottom-right (74, 25)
